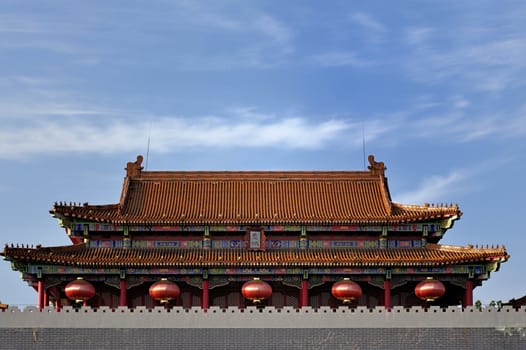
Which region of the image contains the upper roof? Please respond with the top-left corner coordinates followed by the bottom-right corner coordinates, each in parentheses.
top-left (50, 155), bottom-right (462, 226)
top-left (1, 243), bottom-right (508, 269)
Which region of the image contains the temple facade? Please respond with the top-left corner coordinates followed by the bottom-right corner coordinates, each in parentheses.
top-left (2, 155), bottom-right (508, 310)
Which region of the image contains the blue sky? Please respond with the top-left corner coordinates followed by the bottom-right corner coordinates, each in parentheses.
top-left (1, 1), bottom-right (525, 306)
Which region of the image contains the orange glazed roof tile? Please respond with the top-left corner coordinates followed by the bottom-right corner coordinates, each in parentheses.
top-left (49, 155), bottom-right (462, 225)
top-left (1, 243), bottom-right (508, 269)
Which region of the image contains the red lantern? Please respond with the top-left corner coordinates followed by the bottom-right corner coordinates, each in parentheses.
top-left (415, 277), bottom-right (446, 302)
top-left (241, 278), bottom-right (272, 303)
top-left (331, 278), bottom-right (362, 303)
top-left (65, 277), bottom-right (96, 303)
top-left (149, 278), bottom-right (180, 303)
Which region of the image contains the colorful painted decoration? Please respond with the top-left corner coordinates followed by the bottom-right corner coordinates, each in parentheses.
top-left (241, 278), bottom-right (272, 303)
top-left (331, 278), bottom-right (362, 303)
top-left (65, 277), bottom-right (96, 303)
top-left (149, 278), bottom-right (180, 303)
top-left (415, 277), bottom-right (446, 302)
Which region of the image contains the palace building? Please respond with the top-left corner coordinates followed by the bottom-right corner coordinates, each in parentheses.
top-left (2, 155), bottom-right (509, 310)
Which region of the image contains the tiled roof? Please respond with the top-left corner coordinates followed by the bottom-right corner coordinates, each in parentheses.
top-left (1, 243), bottom-right (508, 269)
top-left (50, 156), bottom-right (461, 225)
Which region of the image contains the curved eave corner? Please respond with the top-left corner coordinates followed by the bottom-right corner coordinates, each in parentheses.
top-left (441, 210), bottom-right (462, 231)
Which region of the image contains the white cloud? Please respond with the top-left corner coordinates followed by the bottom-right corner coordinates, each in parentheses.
top-left (452, 96), bottom-right (470, 109)
top-left (393, 155), bottom-right (515, 205)
top-left (0, 115), bottom-right (354, 160)
top-left (0, 75), bottom-right (128, 121)
top-left (0, 15), bottom-right (48, 34)
top-left (408, 113), bottom-right (526, 142)
top-left (394, 170), bottom-right (468, 204)
top-left (349, 12), bottom-right (386, 44)
top-left (166, 2), bottom-right (294, 68)
top-left (253, 14), bottom-right (293, 45)
top-left (350, 13), bottom-right (386, 34)
top-left (404, 27), bottom-right (526, 93)
top-left (405, 27), bottom-right (434, 46)
top-left (507, 112), bottom-right (526, 137)
top-left (185, 4), bottom-right (293, 46)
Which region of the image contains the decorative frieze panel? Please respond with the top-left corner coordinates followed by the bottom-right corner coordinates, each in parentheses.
top-left (72, 223), bottom-right (123, 232)
top-left (71, 222), bottom-right (442, 234)
top-left (28, 265), bottom-right (121, 275)
top-left (90, 240), bottom-right (123, 248)
top-left (89, 238), bottom-right (423, 250)
top-left (133, 240), bottom-right (202, 248)
top-left (212, 240), bottom-right (243, 249)
top-left (310, 240), bottom-right (380, 248)
top-left (389, 240), bottom-right (422, 248)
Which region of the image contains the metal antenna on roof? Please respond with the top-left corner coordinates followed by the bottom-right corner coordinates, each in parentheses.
top-left (145, 121), bottom-right (152, 171)
top-left (362, 121), bottom-right (366, 170)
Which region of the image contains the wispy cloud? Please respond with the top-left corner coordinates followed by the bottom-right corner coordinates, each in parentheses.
top-left (408, 112), bottom-right (526, 142)
top-left (393, 155), bottom-right (515, 205)
top-left (0, 12), bottom-right (97, 57)
top-left (0, 3), bottom-right (294, 71)
top-left (0, 15), bottom-right (47, 34)
top-left (394, 170), bottom-right (469, 204)
top-left (253, 13), bottom-right (293, 46)
top-left (403, 27), bottom-right (526, 93)
top-left (184, 4), bottom-right (293, 48)
top-left (349, 12), bottom-right (386, 35)
top-left (405, 27), bottom-right (434, 47)
top-left (5, 111), bottom-right (526, 161)
top-left (348, 12), bottom-right (387, 45)
top-left (0, 115), bottom-right (353, 160)
top-left (1, 73), bottom-right (524, 160)
top-left (165, 2), bottom-right (295, 68)
top-left (0, 76), bottom-right (113, 119)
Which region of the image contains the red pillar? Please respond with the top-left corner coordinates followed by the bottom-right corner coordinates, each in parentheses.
top-left (300, 279), bottom-right (309, 307)
top-left (37, 280), bottom-right (45, 311)
top-left (120, 279), bottom-right (127, 307)
top-left (43, 290), bottom-right (49, 308)
top-left (464, 280), bottom-right (473, 307)
top-left (202, 279), bottom-right (209, 310)
top-left (383, 279), bottom-right (391, 310)
top-left (55, 297), bottom-right (62, 312)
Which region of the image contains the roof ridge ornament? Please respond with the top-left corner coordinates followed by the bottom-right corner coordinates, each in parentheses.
top-left (367, 155), bottom-right (386, 176)
top-left (126, 155), bottom-right (144, 178)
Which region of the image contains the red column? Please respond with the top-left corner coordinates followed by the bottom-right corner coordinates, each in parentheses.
top-left (464, 280), bottom-right (473, 307)
top-left (383, 279), bottom-right (391, 310)
top-left (55, 297), bottom-right (62, 312)
top-left (120, 279), bottom-right (127, 307)
top-left (37, 280), bottom-right (45, 311)
top-left (202, 279), bottom-right (209, 310)
top-left (43, 290), bottom-right (49, 308)
top-left (300, 279), bottom-right (309, 307)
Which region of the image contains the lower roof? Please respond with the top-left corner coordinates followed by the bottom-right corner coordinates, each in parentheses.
top-left (2, 243), bottom-right (508, 269)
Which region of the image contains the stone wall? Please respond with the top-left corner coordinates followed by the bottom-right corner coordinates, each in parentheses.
top-left (1, 306), bottom-right (525, 349)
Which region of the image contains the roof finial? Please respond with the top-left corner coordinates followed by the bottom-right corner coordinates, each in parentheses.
top-left (126, 155), bottom-right (144, 177)
top-left (367, 155), bottom-right (386, 176)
